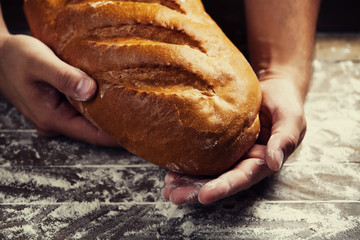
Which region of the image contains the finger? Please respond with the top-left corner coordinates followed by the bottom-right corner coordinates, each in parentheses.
top-left (266, 114), bottom-right (306, 171)
top-left (28, 81), bottom-right (117, 146)
top-left (26, 38), bottom-right (96, 101)
top-left (162, 172), bottom-right (183, 200)
top-left (43, 100), bottom-right (118, 146)
top-left (164, 171), bottom-right (183, 186)
top-left (244, 144), bottom-right (267, 160)
top-left (198, 152), bottom-right (274, 205)
top-left (162, 171), bottom-right (210, 205)
top-left (162, 145), bottom-right (269, 205)
top-left (256, 107), bottom-right (272, 145)
top-left (167, 185), bottom-right (203, 205)
top-left (62, 115), bottom-right (119, 146)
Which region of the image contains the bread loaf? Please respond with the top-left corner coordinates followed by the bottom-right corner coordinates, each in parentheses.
top-left (24, 0), bottom-right (261, 176)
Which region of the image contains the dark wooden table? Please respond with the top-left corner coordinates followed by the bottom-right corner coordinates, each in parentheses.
top-left (1, 34), bottom-right (360, 239)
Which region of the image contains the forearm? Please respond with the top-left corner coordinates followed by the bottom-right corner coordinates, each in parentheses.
top-left (0, 3), bottom-right (9, 34)
top-left (0, 4), bottom-right (10, 52)
top-left (244, 0), bottom-right (320, 101)
top-left (0, 3), bottom-right (9, 95)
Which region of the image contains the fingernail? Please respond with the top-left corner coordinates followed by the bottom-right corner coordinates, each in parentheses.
top-left (164, 173), bottom-right (177, 185)
top-left (161, 187), bottom-right (171, 200)
top-left (199, 179), bottom-right (230, 204)
top-left (256, 158), bottom-right (266, 166)
top-left (75, 78), bottom-right (93, 101)
top-left (267, 147), bottom-right (284, 171)
top-left (185, 191), bottom-right (200, 203)
top-left (273, 149), bottom-right (284, 170)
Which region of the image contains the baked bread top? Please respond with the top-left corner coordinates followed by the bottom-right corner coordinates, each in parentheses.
top-left (24, 0), bottom-right (261, 175)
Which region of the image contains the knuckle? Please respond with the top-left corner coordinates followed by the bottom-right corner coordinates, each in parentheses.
top-left (35, 126), bottom-right (57, 137)
top-left (88, 130), bottom-right (101, 146)
top-left (289, 104), bottom-right (305, 121)
top-left (287, 134), bottom-right (298, 148)
top-left (298, 122), bottom-right (307, 146)
top-left (284, 133), bottom-right (298, 156)
top-left (294, 110), bottom-right (304, 122)
top-left (55, 69), bottom-right (74, 94)
top-left (33, 118), bottom-right (57, 137)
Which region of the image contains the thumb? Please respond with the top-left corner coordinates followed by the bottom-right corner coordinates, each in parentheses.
top-left (265, 115), bottom-right (306, 171)
top-left (57, 66), bottom-right (96, 101)
top-left (28, 40), bottom-right (96, 101)
top-left (45, 62), bottom-right (96, 101)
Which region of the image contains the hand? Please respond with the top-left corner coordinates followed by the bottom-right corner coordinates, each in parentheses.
top-left (0, 34), bottom-right (118, 146)
top-left (162, 72), bottom-right (307, 205)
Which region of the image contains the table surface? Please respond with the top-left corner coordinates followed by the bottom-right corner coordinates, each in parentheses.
top-left (1, 34), bottom-right (360, 240)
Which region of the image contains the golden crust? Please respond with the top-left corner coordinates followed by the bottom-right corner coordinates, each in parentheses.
top-left (24, 0), bottom-right (262, 175)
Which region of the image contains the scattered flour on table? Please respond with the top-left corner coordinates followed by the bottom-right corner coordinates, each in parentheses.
top-left (248, 202), bottom-right (359, 238)
top-left (123, 202), bottom-right (195, 238)
top-left (154, 201), bottom-right (192, 219)
top-left (22, 225), bottom-right (37, 236)
top-left (47, 201), bottom-right (101, 220)
top-left (0, 168), bottom-right (83, 191)
top-left (270, 162), bottom-right (360, 200)
top-left (0, 192), bottom-right (58, 204)
top-left (2, 226), bottom-right (36, 240)
top-left (180, 221), bottom-right (196, 238)
top-left (1, 161), bottom-right (11, 167)
top-left (1, 201), bottom-right (102, 239)
top-left (2, 210), bottom-right (42, 240)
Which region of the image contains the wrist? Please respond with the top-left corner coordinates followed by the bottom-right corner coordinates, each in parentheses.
top-left (0, 32), bottom-right (10, 48)
top-left (255, 64), bottom-right (311, 103)
top-left (0, 32), bottom-right (11, 95)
